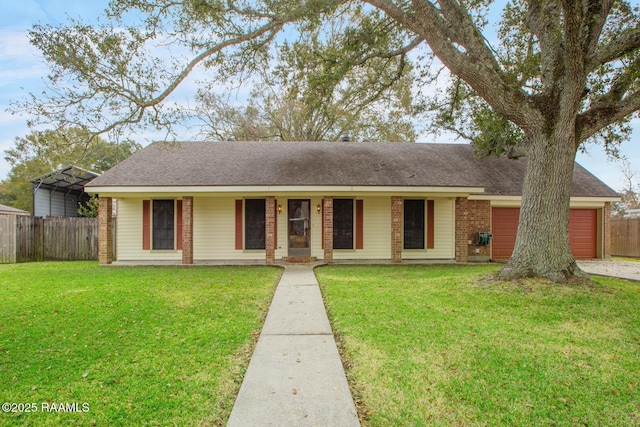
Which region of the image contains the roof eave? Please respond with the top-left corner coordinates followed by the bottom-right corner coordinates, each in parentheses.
top-left (87, 184), bottom-right (486, 197)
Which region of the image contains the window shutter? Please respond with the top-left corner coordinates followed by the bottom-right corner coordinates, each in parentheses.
top-left (235, 200), bottom-right (243, 250)
top-left (176, 200), bottom-right (183, 250)
top-left (356, 199), bottom-right (364, 250)
top-left (427, 200), bottom-right (435, 249)
top-left (142, 200), bottom-right (150, 250)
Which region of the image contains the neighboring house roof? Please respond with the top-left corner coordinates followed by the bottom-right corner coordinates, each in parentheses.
top-left (86, 141), bottom-right (619, 198)
top-left (0, 203), bottom-right (29, 216)
top-left (31, 165), bottom-right (100, 193)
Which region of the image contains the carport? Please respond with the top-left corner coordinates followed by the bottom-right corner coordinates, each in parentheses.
top-left (31, 166), bottom-right (99, 217)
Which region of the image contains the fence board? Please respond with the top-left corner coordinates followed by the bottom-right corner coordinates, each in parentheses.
top-left (16, 216), bottom-right (43, 262)
top-left (0, 215), bottom-right (16, 264)
top-left (611, 218), bottom-right (640, 258)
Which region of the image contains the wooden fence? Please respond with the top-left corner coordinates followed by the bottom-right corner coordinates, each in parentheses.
top-left (611, 217), bottom-right (640, 258)
top-left (0, 216), bottom-right (116, 263)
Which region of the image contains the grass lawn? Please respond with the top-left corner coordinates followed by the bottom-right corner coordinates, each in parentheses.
top-left (316, 264), bottom-right (640, 426)
top-left (0, 262), bottom-right (281, 426)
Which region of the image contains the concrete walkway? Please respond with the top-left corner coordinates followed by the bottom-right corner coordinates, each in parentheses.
top-left (227, 265), bottom-right (360, 427)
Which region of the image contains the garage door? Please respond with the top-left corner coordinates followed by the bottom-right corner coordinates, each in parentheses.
top-left (491, 208), bottom-right (520, 259)
top-left (491, 208), bottom-right (598, 259)
top-left (569, 209), bottom-right (597, 259)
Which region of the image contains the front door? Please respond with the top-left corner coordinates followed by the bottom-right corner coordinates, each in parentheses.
top-left (288, 199), bottom-right (311, 257)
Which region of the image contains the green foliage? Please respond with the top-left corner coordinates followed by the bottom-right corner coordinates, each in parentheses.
top-left (0, 262), bottom-right (280, 426)
top-left (195, 4), bottom-right (418, 142)
top-left (317, 265), bottom-right (640, 426)
top-left (0, 128), bottom-right (140, 212)
top-left (425, 78), bottom-right (526, 157)
top-left (77, 194), bottom-right (100, 218)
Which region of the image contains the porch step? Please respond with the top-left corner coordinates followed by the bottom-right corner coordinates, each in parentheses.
top-left (282, 256), bottom-right (318, 263)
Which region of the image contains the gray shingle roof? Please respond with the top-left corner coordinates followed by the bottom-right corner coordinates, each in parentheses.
top-left (0, 203), bottom-right (29, 215)
top-left (86, 141), bottom-right (618, 197)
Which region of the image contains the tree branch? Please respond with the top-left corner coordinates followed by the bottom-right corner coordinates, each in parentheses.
top-left (590, 27), bottom-right (640, 71)
top-left (577, 90), bottom-right (640, 142)
top-left (353, 36), bottom-right (423, 65)
top-left (366, 0), bottom-right (544, 135)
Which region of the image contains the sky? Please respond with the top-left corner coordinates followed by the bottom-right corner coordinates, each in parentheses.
top-left (0, 0), bottom-right (638, 192)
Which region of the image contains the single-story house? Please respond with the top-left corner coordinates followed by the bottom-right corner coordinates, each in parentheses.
top-left (31, 166), bottom-right (100, 217)
top-left (86, 141), bottom-right (619, 265)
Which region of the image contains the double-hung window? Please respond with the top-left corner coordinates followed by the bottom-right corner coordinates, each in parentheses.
top-left (333, 199), bottom-right (354, 249)
top-left (404, 199), bottom-right (425, 250)
top-left (153, 199), bottom-right (175, 250)
top-left (245, 199), bottom-right (266, 250)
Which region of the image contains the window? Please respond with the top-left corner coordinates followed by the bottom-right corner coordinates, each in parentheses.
top-left (404, 199), bottom-right (425, 249)
top-left (245, 199), bottom-right (266, 250)
top-left (333, 199), bottom-right (354, 249)
top-left (153, 199), bottom-right (175, 250)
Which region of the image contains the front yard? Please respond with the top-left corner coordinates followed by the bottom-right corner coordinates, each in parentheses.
top-left (0, 262), bottom-right (281, 426)
top-left (316, 264), bottom-right (640, 426)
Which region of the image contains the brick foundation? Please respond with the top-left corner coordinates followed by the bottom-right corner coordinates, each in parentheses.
top-left (455, 197), bottom-right (469, 263)
top-left (266, 196), bottom-right (276, 265)
top-left (98, 197), bottom-right (113, 265)
top-left (391, 196), bottom-right (403, 263)
top-left (323, 197), bottom-right (333, 263)
top-left (182, 197), bottom-right (194, 264)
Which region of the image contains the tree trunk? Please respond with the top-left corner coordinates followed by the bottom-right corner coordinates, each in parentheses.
top-left (499, 132), bottom-right (589, 283)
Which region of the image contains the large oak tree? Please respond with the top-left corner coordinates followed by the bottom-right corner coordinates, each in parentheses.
top-left (16, 0), bottom-right (640, 282)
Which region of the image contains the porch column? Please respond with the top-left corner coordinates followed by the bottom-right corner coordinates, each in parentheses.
top-left (391, 196), bottom-right (403, 263)
top-left (182, 196), bottom-right (193, 265)
top-left (323, 196), bottom-right (333, 263)
top-left (455, 197), bottom-right (469, 263)
top-left (266, 196), bottom-right (276, 265)
top-left (467, 200), bottom-right (491, 261)
top-left (604, 202), bottom-right (612, 259)
top-left (98, 196), bottom-right (113, 265)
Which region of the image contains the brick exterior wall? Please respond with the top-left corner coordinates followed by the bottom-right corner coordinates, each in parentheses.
top-left (182, 197), bottom-right (194, 265)
top-left (323, 196), bottom-right (333, 263)
top-left (98, 197), bottom-right (113, 265)
top-left (604, 202), bottom-right (611, 259)
top-left (454, 197), bottom-right (469, 263)
top-left (266, 196), bottom-right (276, 265)
top-left (391, 196), bottom-right (403, 263)
top-left (466, 200), bottom-right (492, 260)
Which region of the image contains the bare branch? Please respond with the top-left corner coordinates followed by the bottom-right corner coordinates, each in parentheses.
top-left (353, 36), bottom-right (424, 65)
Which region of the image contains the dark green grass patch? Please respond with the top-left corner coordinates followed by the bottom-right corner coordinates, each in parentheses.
top-left (0, 262), bottom-right (281, 426)
top-left (316, 264), bottom-right (640, 426)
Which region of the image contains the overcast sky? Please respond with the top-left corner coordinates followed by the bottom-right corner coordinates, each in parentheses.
top-left (0, 0), bottom-right (638, 191)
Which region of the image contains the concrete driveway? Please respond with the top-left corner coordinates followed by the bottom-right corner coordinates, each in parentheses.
top-left (578, 260), bottom-right (640, 282)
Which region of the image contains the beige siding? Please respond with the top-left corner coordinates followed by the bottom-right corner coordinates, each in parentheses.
top-left (333, 196), bottom-right (391, 260)
top-left (194, 197), bottom-right (265, 261)
top-left (116, 198), bottom-right (181, 261)
top-left (402, 198), bottom-right (455, 260)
